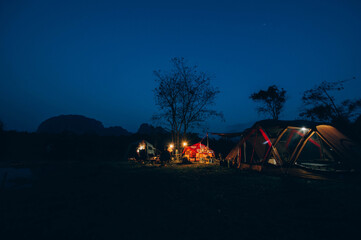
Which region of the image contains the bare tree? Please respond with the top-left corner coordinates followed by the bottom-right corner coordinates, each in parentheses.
top-left (153, 57), bottom-right (222, 152)
top-left (300, 78), bottom-right (361, 123)
top-left (250, 85), bottom-right (286, 120)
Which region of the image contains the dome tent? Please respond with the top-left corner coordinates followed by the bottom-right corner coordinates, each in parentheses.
top-left (224, 120), bottom-right (361, 179)
top-left (182, 143), bottom-right (215, 162)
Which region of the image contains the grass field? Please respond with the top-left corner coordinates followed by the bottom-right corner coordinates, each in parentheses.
top-left (1, 161), bottom-right (361, 239)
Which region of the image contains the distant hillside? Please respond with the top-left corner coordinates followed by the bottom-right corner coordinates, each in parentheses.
top-left (37, 115), bottom-right (131, 136)
top-left (137, 123), bottom-right (168, 135)
top-left (102, 126), bottom-right (131, 136)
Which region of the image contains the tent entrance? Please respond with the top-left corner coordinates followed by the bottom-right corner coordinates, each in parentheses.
top-left (235, 128), bottom-right (273, 170)
top-left (294, 132), bottom-right (346, 171)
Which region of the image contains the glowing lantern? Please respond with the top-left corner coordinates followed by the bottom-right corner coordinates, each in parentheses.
top-left (168, 143), bottom-right (174, 152)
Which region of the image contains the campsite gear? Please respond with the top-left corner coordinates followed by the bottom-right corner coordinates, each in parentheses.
top-left (182, 143), bottom-right (215, 162)
top-left (127, 140), bottom-right (160, 162)
top-left (219, 120), bottom-right (361, 179)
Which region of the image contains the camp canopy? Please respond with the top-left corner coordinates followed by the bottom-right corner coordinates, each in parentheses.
top-left (127, 140), bottom-right (159, 161)
top-left (224, 120), bottom-right (361, 179)
top-left (136, 140), bottom-right (157, 156)
top-left (183, 143), bottom-right (215, 162)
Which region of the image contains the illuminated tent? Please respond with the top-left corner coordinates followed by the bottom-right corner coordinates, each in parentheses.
top-left (223, 120), bottom-right (361, 179)
top-left (183, 143), bottom-right (215, 162)
top-left (136, 140), bottom-right (157, 156)
top-left (126, 140), bottom-right (159, 161)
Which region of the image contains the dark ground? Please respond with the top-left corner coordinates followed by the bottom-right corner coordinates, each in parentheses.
top-left (1, 161), bottom-right (361, 240)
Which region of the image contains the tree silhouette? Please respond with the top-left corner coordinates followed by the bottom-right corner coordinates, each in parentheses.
top-left (300, 79), bottom-right (361, 123)
top-left (250, 85), bottom-right (286, 120)
top-left (153, 57), bottom-right (222, 153)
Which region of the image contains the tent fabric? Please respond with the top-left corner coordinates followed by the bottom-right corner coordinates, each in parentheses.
top-left (225, 127), bottom-right (272, 162)
top-left (225, 120), bottom-right (361, 178)
top-left (183, 143), bottom-right (215, 162)
top-left (226, 141), bottom-right (242, 161)
top-left (138, 140), bottom-right (157, 155)
top-left (316, 125), bottom-right (361, 170)
top-left (127, 140), bottom-right (160, 161)
top-left (317, 125), bottom-right (361, 159)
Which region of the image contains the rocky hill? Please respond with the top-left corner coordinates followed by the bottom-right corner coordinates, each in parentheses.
top-left (37, 115), bottom-right (131, 136)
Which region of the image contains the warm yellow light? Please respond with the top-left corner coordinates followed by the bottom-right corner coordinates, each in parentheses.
top-left (137, 143), bottom-right (145, 151)
top-left (182, 142), bottom-right (188, 147)
top-left (167, 143), bottom-right (174, 152)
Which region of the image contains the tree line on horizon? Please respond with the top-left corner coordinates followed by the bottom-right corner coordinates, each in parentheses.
top-left (154, 58), bottom-right (361, 152)
top-left (1, 58), bottom-right (360, 141)
top-left (249, 78), bottom-right (361, 125)
top-left (1, 58), bottom-right (361, 162)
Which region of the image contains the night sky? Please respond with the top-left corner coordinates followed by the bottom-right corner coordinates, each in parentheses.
top-left (1, 0), bottom-right (361, 133)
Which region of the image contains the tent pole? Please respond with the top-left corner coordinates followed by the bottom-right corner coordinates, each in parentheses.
top-left (207, 132), bottom-right (209, 149)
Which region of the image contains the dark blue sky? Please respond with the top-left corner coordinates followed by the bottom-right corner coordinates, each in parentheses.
top-left (1, 0), bottom-right (361, 133)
